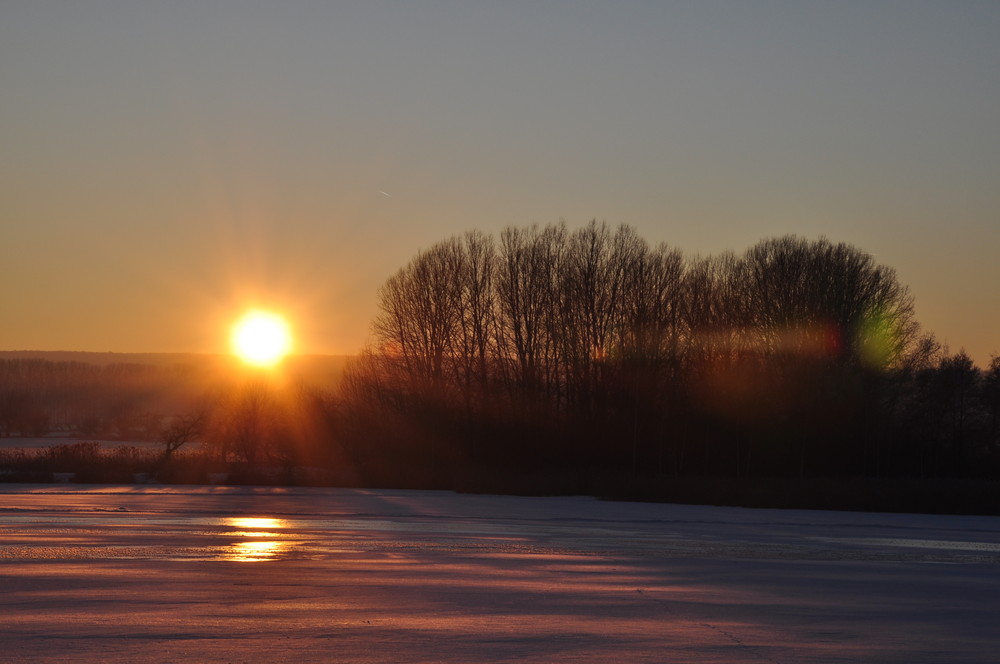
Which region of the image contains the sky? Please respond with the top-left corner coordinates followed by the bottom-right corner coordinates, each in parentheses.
top-left (2, 1), bottom-right (998, 365)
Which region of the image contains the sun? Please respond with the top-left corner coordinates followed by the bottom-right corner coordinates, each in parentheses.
top-left (231, 310), bottom-right (293, 367)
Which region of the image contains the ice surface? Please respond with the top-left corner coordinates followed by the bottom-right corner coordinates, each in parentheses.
top-left (2, 485), bottom-right (999, 663)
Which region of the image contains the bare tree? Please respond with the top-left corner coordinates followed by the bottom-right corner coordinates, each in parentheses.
top-left (352, 225), bottom-right (941, 482)
top-left (455, 230), bottom-right (498, 398)
top-left (158, 411), bottom-right (205, 462)
top-left (373, 238), bottom-right (465, 386)
top-left (742, 236), bottom-right (917, 368)
top-left (984, 355), bottom-right (1000, 461)
top-left (495, 223), bottom-right (567, 405)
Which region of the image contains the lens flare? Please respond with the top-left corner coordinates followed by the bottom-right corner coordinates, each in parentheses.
top-left (857, 308), bottom-right (899, 368)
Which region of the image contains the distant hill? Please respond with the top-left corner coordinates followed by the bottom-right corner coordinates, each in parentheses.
top-left (0, 351), bottom-right (354, 386)
top-left (0, 350), bottom-right (223, 366)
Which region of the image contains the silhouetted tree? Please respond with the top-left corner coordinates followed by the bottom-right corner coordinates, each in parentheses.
top-left (984, 355), bottom-right (1000, 461)
top-left (346, 223), bottom-right (974, 487)
top-left (936, 351), bottom-right (981, 472)
top-left (158, 411), bottom-right (205, 462)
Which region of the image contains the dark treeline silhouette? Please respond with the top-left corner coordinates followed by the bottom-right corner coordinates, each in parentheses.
top-left (336, 222), bottom-right (1000, 494)
top-left (2, 224), bottom-right (999, 512)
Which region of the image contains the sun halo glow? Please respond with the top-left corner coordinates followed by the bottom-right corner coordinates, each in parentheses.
top-left (231, 311), bottom-right (293, 367)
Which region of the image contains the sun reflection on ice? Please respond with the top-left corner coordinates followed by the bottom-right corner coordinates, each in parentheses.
top-left (227, 517), bottom-right (287, 531)
top-left (226, 539), bottom-right (291, 561)
top-left (223, 516), bottom-right (292, 562)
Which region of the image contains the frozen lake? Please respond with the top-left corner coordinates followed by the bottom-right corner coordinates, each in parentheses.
top-left (2, 485), bottom-right (999, 663)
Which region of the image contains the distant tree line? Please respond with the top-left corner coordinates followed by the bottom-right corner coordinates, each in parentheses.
top-left (336, 222), bottom-right (1000, 486)
top-left (0, 358), bottom-right (338, 483)
top-left (0, 359), bottom-right (207, 440)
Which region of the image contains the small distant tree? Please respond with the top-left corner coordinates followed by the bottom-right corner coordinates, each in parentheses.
top-left (158, 411), bottom-right (205, 462)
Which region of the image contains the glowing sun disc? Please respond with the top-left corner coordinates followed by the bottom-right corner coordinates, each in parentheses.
top-left (231, 311), bottom-right (292, 366)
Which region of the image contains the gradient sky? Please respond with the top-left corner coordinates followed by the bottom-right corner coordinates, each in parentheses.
top-left (2, 1), bottom-right (998, 365)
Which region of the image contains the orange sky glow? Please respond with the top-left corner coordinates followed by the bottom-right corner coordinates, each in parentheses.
top-left (1, 2), bottom-right (997, 365)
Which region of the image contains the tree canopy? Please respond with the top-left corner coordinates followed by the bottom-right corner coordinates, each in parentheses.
top-left (341, 223), bottom-right (933, 480)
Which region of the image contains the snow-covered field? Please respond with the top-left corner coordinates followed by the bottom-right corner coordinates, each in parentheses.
top-left (2, 486), bottom-right (999, 663)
